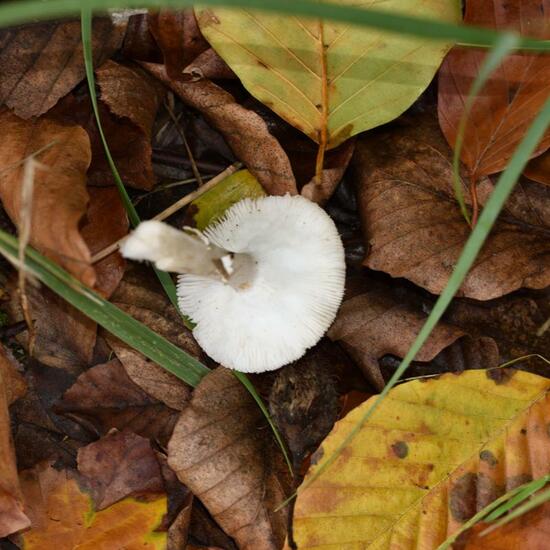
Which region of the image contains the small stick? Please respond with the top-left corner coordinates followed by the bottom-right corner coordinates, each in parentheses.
top-left (91, 162), bottom-right (242, 264)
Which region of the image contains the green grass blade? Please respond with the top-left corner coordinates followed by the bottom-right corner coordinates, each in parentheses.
top-left (0, 230), bottom-right (209, 386)
top-left (277, 95), bottom-right (550, 509)
top-left (1, 0), bottom-right (550, 51)
top-left (451, 32), bottom-right (520, 224)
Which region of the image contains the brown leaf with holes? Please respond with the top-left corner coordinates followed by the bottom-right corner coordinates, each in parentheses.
top-left (0, 347), bottom-right (30, 537)
top-left (0, 111), bottom-right (94, 285)
top-left (0, 18), bottom-right (124, 119)
top-left (77, 430), bottom-right (164, 510)
top-left (168, 367), bottom-right (290, 550)
top-left (328, 286), bottom-right (465, 389)
top-left (56, 359), bottom-right (179, 445)
top-left (142, 62), bottom-right (297, 195)
top-left (148, 9), bottom-right (210, 79)
top-left (525, 150), bottom-right (550, 186)
top-left (459, 502), bottom-right (550, 549)
top-left (355, 114), bottom-right (550, 300)
top-left (438, 0), bottom-right (550, 179)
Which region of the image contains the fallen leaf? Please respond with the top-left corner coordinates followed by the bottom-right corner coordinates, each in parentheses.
top-left (355, 114), bottom-right (550, 300)
top-left (0, 111), bottom-right (94, 285)
top-left (525, 150), bottom-right (550, 186)
top-left (168, 367), bottom-right (290, 550)
top-left (269, 341), bottom-right (342, 469)
top-left (0, 18), bottom-right (124, 119)
top-left (56, 358), bottom-right (179, 445)
top-left (189, 501), bottom-right (238, 550)
top-left (0, 347), bottom-right (30, 537)
top-left (81, 186), bottom-right (128, 298)
top-left (438, 0), bottom-right (550, 179)
top-left (293, 370), bottom-right (550, 548)
top-left (0, 344), bottom-right (26, 405)
top-left (184, 48), bottom-right (237, 80)
top-left (106, 278), bottom-right (202, 409)
top-left (459, 502), bottom-right (550, 549)
top-left (142, 62), bottom-right (297, 195)
top-left (19, 461), bottom-right (167, 550)
top-left (89, 60), bottom-right (165, 190)
top-left (148, 9), bottom-right (210, 78)
top-left (77, 429), bottom-right (164, 510)
top-left (196, 1), bottom-right (460, 149)
top-left (5, 277), bottom-right (96, 373)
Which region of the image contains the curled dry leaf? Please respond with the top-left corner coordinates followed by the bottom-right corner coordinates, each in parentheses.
top-left (293, 370), bottom-right (550, 549)
top-left (19, 461), bottom-right (167, 550)
top-left (459, 502), bottom-right (550, 549)
top-left (148, 9), bottom-right (210, 78)
top-left (0, 18), bottom-right (124, 119)
top-left (328, 287), bottom-right (465, 389)
top-left (355, 114), bottom-right (550, 300)
top-left (438, 0), bottom-right (550, 179)
top-left (142, 62), bottom-right (297, 195)
top-left (0, 111), bottom-right (94, 285)
top-left (93, 60), bottom-right (165, 190)
top-left (77, 430), bottom-right (164, 510)
top-left (168, 367), bottom-right (291, 550)
top-left (0, 347), bottom-right (30, 537)
top-left (56, 358), bottom-right (179, 445)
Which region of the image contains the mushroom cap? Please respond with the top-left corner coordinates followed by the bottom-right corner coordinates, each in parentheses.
top-left (178, 195), bottom-right (345, 373)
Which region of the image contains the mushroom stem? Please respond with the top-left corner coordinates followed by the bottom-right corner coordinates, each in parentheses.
top-left (120, 220), bottom-right (230, 280)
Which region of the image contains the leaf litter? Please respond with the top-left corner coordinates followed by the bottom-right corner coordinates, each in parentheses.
top-left (0, 3), bottom-right (549, 549)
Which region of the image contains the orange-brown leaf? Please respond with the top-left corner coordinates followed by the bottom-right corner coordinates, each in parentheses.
top-left (438, 0), bottom-right (550, 178)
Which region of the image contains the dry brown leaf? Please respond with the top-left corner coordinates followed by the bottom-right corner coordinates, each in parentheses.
top-left (5, 278), bottom-right (96, 373)
top-left (148, 9), bottom-right (210, 79)
top-left (459, 503), bottom-right (550, 549)
top-left (328, 286), bottom-right (465, 389)
top-left (0, 344), bottom-right (26, 405)
top-left (77, 429), bottom-right (164, 510)
top-left (142, 62), bottom-right (297, 195)
top-left (525, 150), bottom-right (550, 186)
top-left (56, 358), bottom-right (179, 445)
top-left (438, 0), bottom-right (550, 179)
top-left (0, 347), bottom-right (30, 537)
top-left (0, 18), bottom-right (124, 119)
top-left (168, 367), bottom-right (290, 550)
top-left (184, 48), bottom-right (237, 80)
top-left (355, 114), bottom-right (550, 300)
top-left (0, 111), bottom-right (94, 285)
top-left (91, 60), bottom-right (165, 190)
top-left (106, 272), bottom-right (202, 410)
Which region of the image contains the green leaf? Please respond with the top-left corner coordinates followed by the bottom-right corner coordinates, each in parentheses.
top-left (196, 1), bottom-right (461, 149)
top-left (0, 230), bottom-right (210, 387)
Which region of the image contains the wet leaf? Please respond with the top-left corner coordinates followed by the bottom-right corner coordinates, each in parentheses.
top-left (460, 502), bottom-right (550, 549)
top-left (293, 370), bottom-right (550, 548)
top-left (19, 462), bottom-right (167, 550)
top-left (77, 430), bottom-right (164, 510)
top-left (0, 347), bottom-right (29, 537)
top-left (0, 18), bottom-right (124, 119)
top-left (438, 0), bottom-right (550, 179)
top-left (328, 286), bottom-right (465, 389)
top-left (0, 111), bottom-right (94, 285)
top-left (93, 60), bottom-right (165, 190)
top-left (142, 62), bottom-right (297, 195)
top-left (57, 358), bottom-right (179, 445)
top-left (355, 114), bottom-right (550, 300)
top-left (168, 367), bottom-right (290, 550)
top-left (196, 1), bottom-right (460, 149)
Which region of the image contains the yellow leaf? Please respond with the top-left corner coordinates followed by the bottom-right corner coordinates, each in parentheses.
top-left (292, 370), bottom-right (550, 549)
top-left (19, 463), bottom-right (167, 550)
top-left (196, 1), bottom-right (460, 151)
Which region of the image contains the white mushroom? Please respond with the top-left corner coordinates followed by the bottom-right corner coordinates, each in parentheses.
top-left (120, 195), bottom-right (345, 372)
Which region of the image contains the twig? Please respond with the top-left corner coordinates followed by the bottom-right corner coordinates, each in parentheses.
top-left (91, 162), bottom-right (242, 263)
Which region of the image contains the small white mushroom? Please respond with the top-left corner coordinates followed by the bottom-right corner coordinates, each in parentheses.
top-left (120, 195), bottom-right (345, 372)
